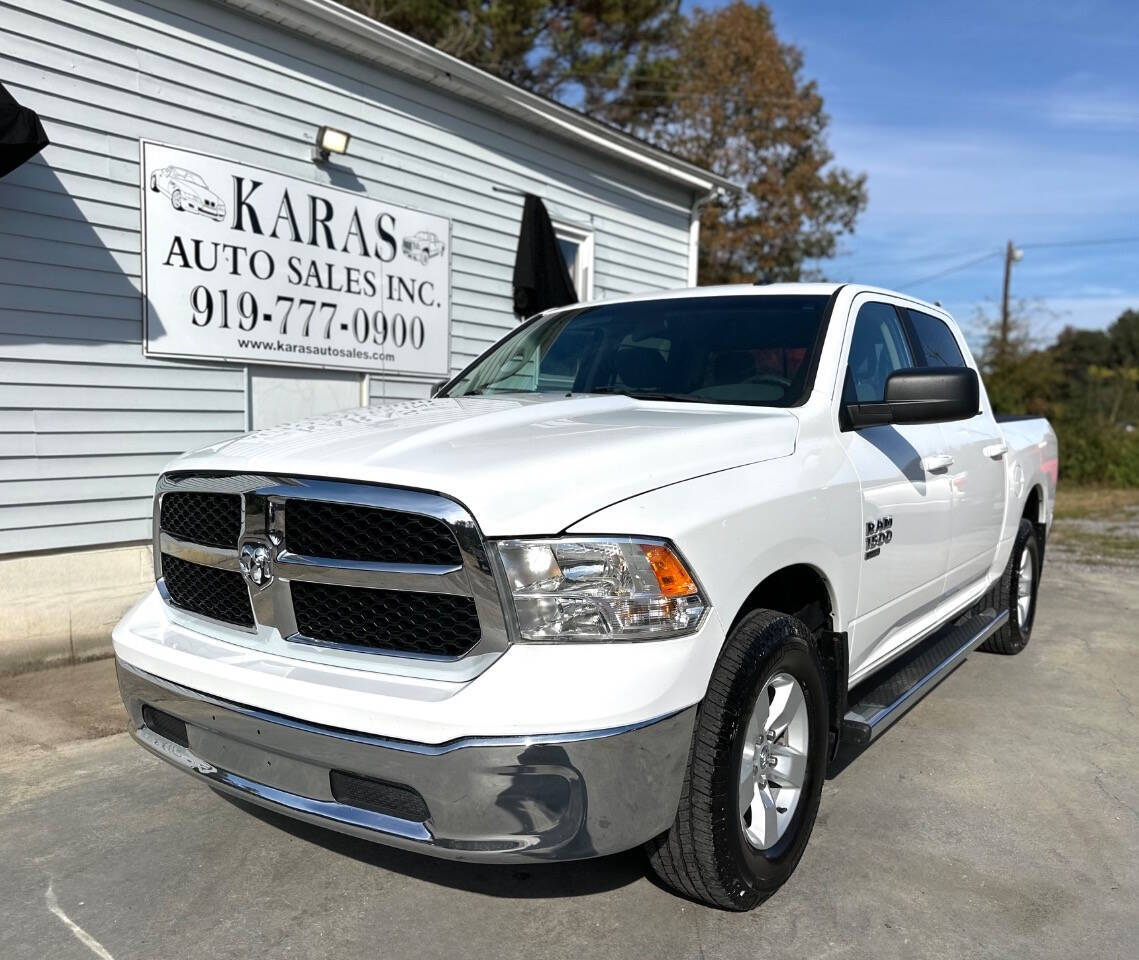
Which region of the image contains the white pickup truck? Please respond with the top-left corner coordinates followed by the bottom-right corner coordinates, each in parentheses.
top-left (114, 283), bottom-right (1058, 910)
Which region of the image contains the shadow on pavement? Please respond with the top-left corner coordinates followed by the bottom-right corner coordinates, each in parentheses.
top-left (216, 792), bottom-right (647, 899)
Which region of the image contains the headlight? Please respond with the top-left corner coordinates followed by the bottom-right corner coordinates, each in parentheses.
top-left (496, 537), bottom-right (708, 641)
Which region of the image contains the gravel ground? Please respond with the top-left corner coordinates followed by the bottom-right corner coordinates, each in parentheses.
top-left (1, 554), bottom-right (1136, 960)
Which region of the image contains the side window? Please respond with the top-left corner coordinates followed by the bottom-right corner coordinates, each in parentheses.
top-left (906, 310), bottom-right (966, 367)
top-left (845, 302), bottom-right (914, 403)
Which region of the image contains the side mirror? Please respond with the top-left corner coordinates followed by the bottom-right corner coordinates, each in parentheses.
top-left (429, 380), bottom-right (449, 398)
top-left (844, 367), bottom-right (979, 429)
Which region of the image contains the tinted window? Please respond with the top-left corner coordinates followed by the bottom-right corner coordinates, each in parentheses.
top-left (845, 302), bottom-right (914, 403)
top-left (907, 309), bottom-right (966, 367)
top-left (445, 296), bottom-right (831, 407)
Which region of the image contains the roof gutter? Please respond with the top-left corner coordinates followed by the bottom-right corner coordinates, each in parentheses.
top-left (214, 0), bottom-right (740, 198)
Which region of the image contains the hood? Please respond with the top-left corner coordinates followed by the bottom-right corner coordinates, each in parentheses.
top-left (169, 395), bottom-right (799, 535)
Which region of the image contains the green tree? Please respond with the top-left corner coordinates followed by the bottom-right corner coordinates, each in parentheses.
top-left (334, 1), bottom-right (681, 122)
top-left (996, 307), bottom-right (1139, 487)
top-left (1108, 309), bottom-right (1139, 367)
top-left (1050, 325), bottom-right (1111, 419)
top-left (969, 298), bottom-right (1060, 416)
top-left (1043, 314), bottom-right (1139, 426)
top-left (1099, 310), bottom-right (1139, 425)
top-left (336, 0), bottom-right (867, 285)
top-left (649, 2), bottom-right (866, 283)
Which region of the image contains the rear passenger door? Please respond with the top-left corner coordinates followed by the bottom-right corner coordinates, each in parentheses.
top-left (902, 308), bottom-right (1007, 598)
top-left (838, 298), bottom-right (954, 679)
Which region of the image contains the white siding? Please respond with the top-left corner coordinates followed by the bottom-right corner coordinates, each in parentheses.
top-left (0, 0), bottom-right (697, 554)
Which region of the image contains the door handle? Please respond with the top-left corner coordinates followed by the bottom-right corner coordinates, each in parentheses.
top-left (983, 443), bottom-right (1008, 459)
top-left (921, 454), bottom-right (955, 472)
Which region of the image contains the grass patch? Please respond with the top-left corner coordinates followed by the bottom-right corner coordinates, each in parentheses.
top-left (1051, 487), bottom-right (1139, 564)
top-left (1052, 529), bottom-right (1139, 556)
top-left (1053, 487), bottom-right (1139, 521)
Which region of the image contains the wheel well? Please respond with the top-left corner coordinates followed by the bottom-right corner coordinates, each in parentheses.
top-left (733, 564), bottom-right (845, 760)
top-left (1023, 484), bottom-right (1047, 555)
top-left (1023, 485), bottom-right (1041, 524)
top-left (734, 564), bottom-right (833, 635)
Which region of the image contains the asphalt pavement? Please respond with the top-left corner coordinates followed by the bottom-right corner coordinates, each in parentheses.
top-left (2, 556), bottom-right (1136, 960)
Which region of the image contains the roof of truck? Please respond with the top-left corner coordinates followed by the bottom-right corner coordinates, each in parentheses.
top-left (570, 282), bottom-right (951, 319)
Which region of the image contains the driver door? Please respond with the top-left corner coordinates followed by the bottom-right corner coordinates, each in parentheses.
top-left (837, 298), bottom-right (954, 680)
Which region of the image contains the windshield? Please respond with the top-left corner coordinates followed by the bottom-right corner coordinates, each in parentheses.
top-left (443, 294), bottom-right (831, 407)
top-left (185, 172), bottom-right (207, 187)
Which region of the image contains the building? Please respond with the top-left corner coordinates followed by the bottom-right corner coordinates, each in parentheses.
top-left (0, 0), bottom-right (732, 671)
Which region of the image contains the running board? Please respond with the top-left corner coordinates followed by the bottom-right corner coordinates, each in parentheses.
top-left (842, 608), bottom-right (1009, 746)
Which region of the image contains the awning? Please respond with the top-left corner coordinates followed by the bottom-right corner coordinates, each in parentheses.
top-left (0, 82), bottom-right (49, 178)
top-left (512, 194), bottom-right (577, 318)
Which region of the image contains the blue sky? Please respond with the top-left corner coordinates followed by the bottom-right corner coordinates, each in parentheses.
top-left (728, 0), bottom-right (1139, 342)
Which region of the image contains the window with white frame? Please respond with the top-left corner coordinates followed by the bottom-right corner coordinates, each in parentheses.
top-left (553, 221), bottom-right (594, 301)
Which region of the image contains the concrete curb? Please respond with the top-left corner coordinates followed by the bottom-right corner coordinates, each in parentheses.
top-left (0, 544), bottom-right (152, 677)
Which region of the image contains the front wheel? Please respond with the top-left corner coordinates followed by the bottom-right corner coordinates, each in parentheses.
top-left (645, 609), bottom-right (828, 910)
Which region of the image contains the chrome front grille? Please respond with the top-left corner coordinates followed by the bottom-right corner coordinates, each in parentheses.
top-left (160, 491), bottom-right (242, 549)
top-left (283, 499), bottom-right (461, 566)
top-left (290, 581), bottom-right (479, 656)
top-left (154, 474), bottom-right (510, 673)
top-left (160, 551), bottom-right (255, 627)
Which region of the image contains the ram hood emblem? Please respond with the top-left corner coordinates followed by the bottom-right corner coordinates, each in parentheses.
top-left (239, 542), bottom-right (273, 587)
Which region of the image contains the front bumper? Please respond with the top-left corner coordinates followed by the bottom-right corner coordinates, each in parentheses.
top-left (117, 659), bottom-right (696, 862)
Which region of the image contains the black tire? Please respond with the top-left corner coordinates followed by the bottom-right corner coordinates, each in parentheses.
top-left (645, 609), bottom-right (828, 910)
top-left (172, 189), bottom-right (182, 211)
top-left (150, 174), bottom-right (158, 191)
top-left (978, 517), bottom-right (1040, 655)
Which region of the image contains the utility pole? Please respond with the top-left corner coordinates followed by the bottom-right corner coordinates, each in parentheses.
top-left (999, 240), bottom-right (1023, 362)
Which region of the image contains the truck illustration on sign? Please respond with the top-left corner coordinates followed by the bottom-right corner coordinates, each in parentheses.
top-left (402, 229), bottom-right (445, 265)
top-left (149, 166), bottom-right (227, 222)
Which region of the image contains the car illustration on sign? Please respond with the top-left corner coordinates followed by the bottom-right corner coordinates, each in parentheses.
top-left (402, 230), bottom-right (445, 265)
top-left (149, 166), bottom-right (226, 222)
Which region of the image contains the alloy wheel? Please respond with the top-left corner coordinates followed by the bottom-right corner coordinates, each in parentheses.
top-left (739, 672), bottom-right (810, 851)
top-left (1017, 545), bottom-right (1035, 626)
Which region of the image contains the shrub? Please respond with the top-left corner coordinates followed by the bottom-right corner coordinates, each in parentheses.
top-left (1055, 419), bottom-right (1139, 487)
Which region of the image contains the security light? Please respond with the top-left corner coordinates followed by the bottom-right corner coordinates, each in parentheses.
top-left (312, 126), bottom-right (350, 163)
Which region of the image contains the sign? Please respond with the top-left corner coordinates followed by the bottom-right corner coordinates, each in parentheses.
top-left (141, 141), bottom-right (451, 376)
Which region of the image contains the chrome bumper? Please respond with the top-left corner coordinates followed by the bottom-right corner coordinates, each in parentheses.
top-left (116, 659), bottom-right (696, 862)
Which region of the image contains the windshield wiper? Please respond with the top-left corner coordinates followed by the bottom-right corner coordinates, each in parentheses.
top-left (584, 388), bottom-right (717, 404)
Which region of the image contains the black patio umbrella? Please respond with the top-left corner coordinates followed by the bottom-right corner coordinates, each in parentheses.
top-left (511, 193), bottom-right (577, 318)
top-left (0, 82), bottom-right (49, 178)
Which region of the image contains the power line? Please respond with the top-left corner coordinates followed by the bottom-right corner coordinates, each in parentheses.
top-left (902, 251), bottom-right (1002, 287)
top-left (830, 246), bottom-right (990, 267)
top-left (883, 235), bottom-right (1139, 288)
top-left (1020, 236), bottom-right (1139, 250)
